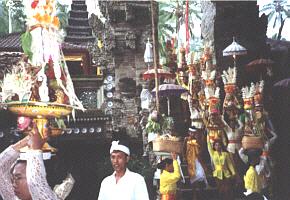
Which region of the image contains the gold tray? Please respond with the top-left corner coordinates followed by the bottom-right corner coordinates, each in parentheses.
top-left (5, 101), bottom-right (73, 118)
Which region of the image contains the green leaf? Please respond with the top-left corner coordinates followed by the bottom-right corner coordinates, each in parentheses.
top-left (21, 31), bottom-right (33, 60)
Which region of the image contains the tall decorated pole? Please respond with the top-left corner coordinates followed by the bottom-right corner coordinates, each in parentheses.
top-left (0, 0), bottom-right (83, 155)
top-left (150, 0), bottom-right (159, 112)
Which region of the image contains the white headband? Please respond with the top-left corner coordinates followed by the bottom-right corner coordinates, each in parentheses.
top-left (189, 127), bottom-right (198, 132)
top-left (19, 152), bottom-right (52, 160)
top-left (110, 140), bottom-right (130, 156)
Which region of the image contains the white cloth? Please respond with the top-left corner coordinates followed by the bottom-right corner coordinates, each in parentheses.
top-left (190, 159), bottom-right (207, 184)
top-left (177, 156), bottom-right (185, 183)
top-left (110, 141), bottom-right (130, 156)
top-left (147, 132), bottom-right (158, 143)
top-left (98, 168), bottom-right (149, 200)
top-left (0, 146), bottom-right (59, 200)
top-left (224, 120), bottom-right (242, 154)
top-left (140, 89), bottom-right (152, 110)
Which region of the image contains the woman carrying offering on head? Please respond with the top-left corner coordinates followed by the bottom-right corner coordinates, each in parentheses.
top-left (207, 138), bottom-right (236, 200)
top-left (157, 152), bottom-right (181, 200)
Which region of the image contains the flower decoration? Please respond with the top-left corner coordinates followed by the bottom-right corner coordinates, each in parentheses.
top-left (27, 0), bottom-right (59, 29)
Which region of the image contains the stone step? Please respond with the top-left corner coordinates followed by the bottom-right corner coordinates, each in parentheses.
top-left (66, 25), bottom-right (92, 31)
top-left (72, 0), bottom-right (86, 4)
top-left (69, 10), bottom-right (88, 18)
top-left (65, 35), bottom-right (95, 43)
top-left (66, 31), bottom-right (92, 36)
top-left (68, 18), bottom-right (89, 26)
top-left (71, 3), bottom-right (87, 11)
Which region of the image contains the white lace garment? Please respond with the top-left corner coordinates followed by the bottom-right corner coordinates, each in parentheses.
top-left (0, 146), bottom-right (59, 200)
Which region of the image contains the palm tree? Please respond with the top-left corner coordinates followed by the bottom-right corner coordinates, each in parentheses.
top-left (157, 0), bottom-right (201, 61)
top-left (56, 2), bottom-right (69, 30)
top-left (0, 0), bottom-right (26, 36)
top-left (260, 0), bottom-right (290, 40)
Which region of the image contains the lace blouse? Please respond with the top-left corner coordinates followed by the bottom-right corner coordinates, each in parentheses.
top-left (0, 146), bottom-right (59, 200)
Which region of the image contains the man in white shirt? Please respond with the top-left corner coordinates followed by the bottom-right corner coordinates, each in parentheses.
top-left (98, 140), bottom-right (149, 200)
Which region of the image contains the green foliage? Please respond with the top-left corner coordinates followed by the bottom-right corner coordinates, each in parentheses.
top-left (157, 0), bottom-right (202, 61)
top-left (145, 119), bottom-right (161, 133)
top-left (145, 115), bottom-right (174, 134)
top-left (161, 114), bottom-right (174, 131)
top-left (0, 0), bottom-right (26, 36)
top-left (260, 0), bottom-right (290, 40)
top-left (21, 31), bottom-right (33, 60)
top-left (56, 2), bottom-right (69, 30)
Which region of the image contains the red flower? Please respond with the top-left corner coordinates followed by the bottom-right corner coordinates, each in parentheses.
top-left (31, 0), bottom-right (39, 9)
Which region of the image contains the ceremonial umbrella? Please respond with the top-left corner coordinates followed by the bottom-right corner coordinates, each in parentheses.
top-left (246, 58), bottom-right (274, 77)
top-left (151, 84), bottom-right (188, 115)
top-left (274, 78), bottom-right (290, 88)
top-left (223, 37), bottom-right (247, 67)
top-left (143, 68), bottom-right (175, 80)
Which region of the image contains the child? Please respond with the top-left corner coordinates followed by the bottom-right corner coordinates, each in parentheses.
top-left (157, 152), bottom-right (181, 200)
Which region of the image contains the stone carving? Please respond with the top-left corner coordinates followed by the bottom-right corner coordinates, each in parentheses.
top-left (89, 14), bottom-right (105, 39)
top-left (103, 24), bottom-right (116, 52)
top-left (125, 31), bottom-right (136, 49)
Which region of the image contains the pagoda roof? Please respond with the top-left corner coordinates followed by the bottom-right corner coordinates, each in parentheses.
top-left (0, 32), bottom-right (89, 53)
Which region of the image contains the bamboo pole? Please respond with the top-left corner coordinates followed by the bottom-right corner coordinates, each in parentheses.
top-left (151, 0), bottom-right (159, 112)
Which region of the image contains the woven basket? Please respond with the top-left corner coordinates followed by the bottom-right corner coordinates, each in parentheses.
top-left (153, 138), bottom-right (183, 154)
top-left (242, 135), bottom-right (264, 149)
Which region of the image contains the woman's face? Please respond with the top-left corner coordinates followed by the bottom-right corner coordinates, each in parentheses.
top-left (214, 141), bottom-right (222, 152)
top-left (165, 163), bottom-right (174, 173)
top-left (12, 162), bottom-right (32, 200)
top-left (229, 120), bottom-right (236, 129)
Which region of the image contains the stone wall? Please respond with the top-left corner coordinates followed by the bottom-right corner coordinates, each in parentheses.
top-left (89, 1), bottom-right (157, 138)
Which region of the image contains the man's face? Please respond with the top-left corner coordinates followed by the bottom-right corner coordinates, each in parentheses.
top-left (12, 162), bottom-right (31, 200)
top-left (110, 151), bottom-right (129, 173)
top-left (189, 131), bottom-right (197, 138)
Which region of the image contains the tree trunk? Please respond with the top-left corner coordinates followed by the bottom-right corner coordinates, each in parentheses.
top-left (277, 16), bottom-right (285, 40)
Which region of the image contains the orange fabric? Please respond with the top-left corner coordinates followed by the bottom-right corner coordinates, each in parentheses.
top-left (186, 139), bottom-right (199, 178)
top-left (161, 194), bottom-right (176, 200)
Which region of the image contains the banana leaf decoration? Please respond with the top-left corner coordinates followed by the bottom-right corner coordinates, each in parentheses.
top-left (21, 31), bottom-right (33, 61)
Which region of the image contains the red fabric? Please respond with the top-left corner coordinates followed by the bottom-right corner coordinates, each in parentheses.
top-left (161, 194), bottom-right (176, 200)
top-left (185, 0), bottom-right (190, 54)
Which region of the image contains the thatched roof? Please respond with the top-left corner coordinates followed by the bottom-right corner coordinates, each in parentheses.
top-left (0, 32), bottom-right (89, 53)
